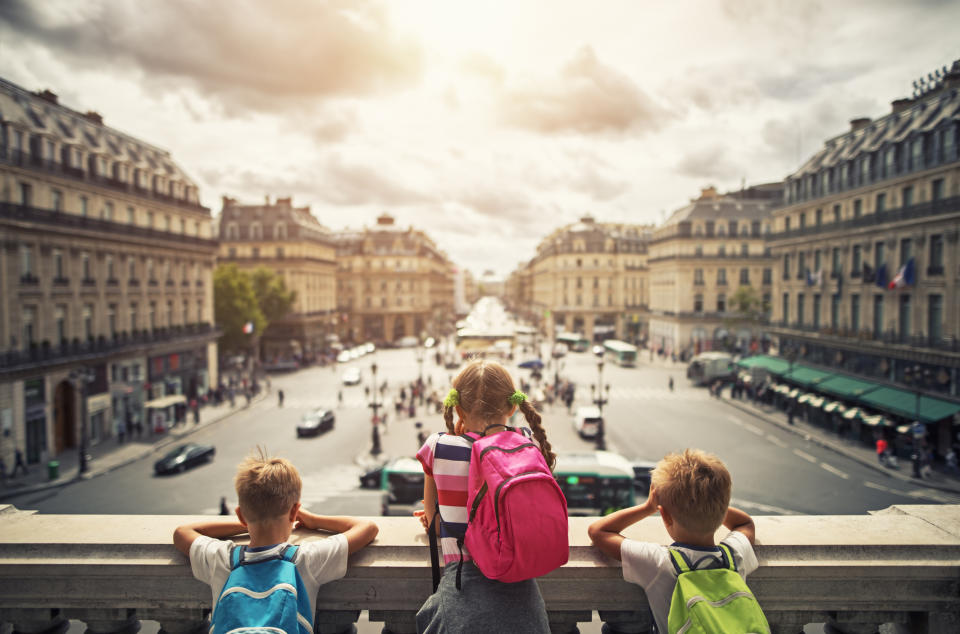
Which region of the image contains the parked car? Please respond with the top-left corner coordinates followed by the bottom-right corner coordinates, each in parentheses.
top-left (342, 367), bottom-right (362, 385)
top-left (154, 443), bottom-right (215, 475)
top-left (518, 358), bottom-right (544, 370)
top-left (297, 408), bottom-right (335, 437)
top-left (359, 463), bottom-right (386, 489)
top-left (552, 343), bottom-right (568, 358)
top-left (364, 342), bottom-right (376, 354)
top-left (397, 336), bottom-right (419, 348)
top-left (336, 350), bottom-right (351, 363)
top-left (573, 406), bottom-right (603, 439)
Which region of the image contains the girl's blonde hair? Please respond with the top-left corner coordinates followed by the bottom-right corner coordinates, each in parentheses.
top-left (443, 360), bottom-right (556, 469)
top-left (234, 447), bottom-right (302, 522)
top-left (650, 448), bottom-right (731, 534)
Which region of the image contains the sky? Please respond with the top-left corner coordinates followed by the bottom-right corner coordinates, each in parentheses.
top-left (1, 0), bottom-right (958, 278)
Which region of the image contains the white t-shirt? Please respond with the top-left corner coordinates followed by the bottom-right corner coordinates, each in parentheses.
top-left (190, 534), bottom-right (349, 617)
top-left (620, 530), bottom-right (758, 634)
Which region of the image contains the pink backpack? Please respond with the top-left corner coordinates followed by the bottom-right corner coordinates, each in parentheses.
top-left (463, 428), bottom-right (569, 583)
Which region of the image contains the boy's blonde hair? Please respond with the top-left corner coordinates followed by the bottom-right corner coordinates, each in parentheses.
top-left (651, 448), bottom-right (731, 534)
top-left (234, 448), bottom-right (302, 522)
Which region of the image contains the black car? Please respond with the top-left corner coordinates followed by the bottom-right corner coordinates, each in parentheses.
top-left (297, 409), bottom-right (335, 437)
top-left (154, 443), bottom-right (215, 475)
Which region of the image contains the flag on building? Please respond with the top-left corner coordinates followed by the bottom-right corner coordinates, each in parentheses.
top-left (889, 257), bottom-right (915, 289)
top-left (243, 321), bottom-right (255, 334)
top-left (875, 262), bottom-right (888, 288)
top-left (806, 268), bottom-right (822, 286)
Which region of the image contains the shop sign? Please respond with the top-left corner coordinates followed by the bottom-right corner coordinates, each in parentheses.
top-left (87, 393), bottom-right (111, 413)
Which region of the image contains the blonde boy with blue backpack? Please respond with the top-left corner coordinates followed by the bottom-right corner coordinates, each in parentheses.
top-left (173, 449), bottom-right (378, 634)
top-left (588, 448), bottom-right (768, 634)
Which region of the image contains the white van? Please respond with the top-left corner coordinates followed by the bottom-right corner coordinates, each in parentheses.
top-left (574, 406), bottom-right (603, 439)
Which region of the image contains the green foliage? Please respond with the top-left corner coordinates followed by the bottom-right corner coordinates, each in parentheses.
top-left (250, 267), bottom-right (297, 323)
top-left (214, 264), bottom-right (265, 353)
top-left (728, 286), bottom-right (764, 322)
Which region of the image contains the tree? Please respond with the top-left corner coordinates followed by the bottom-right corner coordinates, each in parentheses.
top-left (728, 285), bottom-right (764, 322)
top-left (214, 264), bottom-right (265, 354)
top-left (250, 267), bottom-right (297, 324)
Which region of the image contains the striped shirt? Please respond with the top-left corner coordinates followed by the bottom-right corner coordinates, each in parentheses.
top-left (417, 429), bottom-right (535, 565)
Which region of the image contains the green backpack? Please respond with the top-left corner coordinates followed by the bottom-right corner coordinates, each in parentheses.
top-left (666, 544), bottom-right (769, 634)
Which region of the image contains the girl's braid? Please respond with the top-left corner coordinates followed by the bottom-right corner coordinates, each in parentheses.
top-left (519, 399), bottom-right (556, 469)
top-left (442, 403), bottom-right (456, 434)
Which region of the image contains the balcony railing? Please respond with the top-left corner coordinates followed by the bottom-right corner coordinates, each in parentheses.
top-left (0, 323), bottom-right (220, 374)
top-left (0, 150), bottom-right (208, 212)
top-left (1, 506), bottom-right (958, 634)
top-left (769, 323), bottom-right (960, 354)
top-left (0, 203), bottom-right (216, 249)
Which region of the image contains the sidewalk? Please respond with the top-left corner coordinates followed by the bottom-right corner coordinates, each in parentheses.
top-left (0, 391), bottom-right (268, 501)
top-left (720, 392), bottom-right (960, 495)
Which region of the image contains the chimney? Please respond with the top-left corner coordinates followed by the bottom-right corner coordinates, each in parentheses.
top-left (891, 98), bottom-right (913, 114)
top-left (580, 215), bottom-right (595, 224)
top-left (850, 117), bottom-right (871, 132)
top-left (221, 195), bottom-right (236, 209)
top-left (276, 196), bottom-right (292, 206)
top-left (35, 89), bottom-right (59, 105)
top-left (377, 214), bottom-right (395, 226)
top-left (699, 185), bottom-right (719, 200)
top-left (943, 60), bottom-right (960, 90)
top-left (264, 195), bottom-right (270, 205)
top-left (83, 111), bottom-right (103, 125)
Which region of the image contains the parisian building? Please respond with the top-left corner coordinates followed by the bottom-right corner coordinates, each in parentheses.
top-left (648, 184), bottom-right (780, 359)
top-left (334, 214), bottom-right (455, 344)
top-left (217, 196), bottom-right (337, 362)
top-left (520, 217), bottom-right (653, 343)
top-left (767, 61), bottom-right (960, 445)
top-left (0, 79), bottom-right (218, 468)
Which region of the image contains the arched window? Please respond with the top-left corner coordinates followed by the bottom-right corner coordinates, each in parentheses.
top-left (225, 223), bottom-right (239, 240)
top-left (274, 222), bottom-right (287, 239)
top-left (250, 222), bottom-right (262, 240)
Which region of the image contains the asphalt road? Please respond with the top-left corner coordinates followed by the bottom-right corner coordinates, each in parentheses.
top-left (14, 347), bottom-right (959, 516)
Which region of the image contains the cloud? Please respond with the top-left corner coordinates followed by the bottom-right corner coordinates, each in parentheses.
top-left (0, 0), bottom-right (421, 113)
top-left (499, 46), bottom-right (668, 135)
top-left (459, 52), bottom-right (506, 85)
top-left (319, 154), bottom-right (432, 206)
top-left (675, 145), bottom-right (742, 180)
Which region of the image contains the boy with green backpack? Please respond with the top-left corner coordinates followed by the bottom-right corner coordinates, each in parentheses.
top-left (588, 448), bottom-right (768, 633)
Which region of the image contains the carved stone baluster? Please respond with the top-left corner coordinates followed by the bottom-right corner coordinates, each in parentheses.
top-left (370, 610), bottom-right (417, 634)
top-left (597, 609), bottom-right (651, 634)
top-left (66, 608), bottom-right (140, 634)
top-left (765, 610), bottom-right (826, 634)
top-left (4, 608), bottom-right (69, 634)
top-left (909, 610), bottom-right (960, 634)
top-left (547, 610), bottom-right (590, 633)
top-left (152, 608), bottom-right (208, 634)
top-left (314, 609), bottom-right (360, 634)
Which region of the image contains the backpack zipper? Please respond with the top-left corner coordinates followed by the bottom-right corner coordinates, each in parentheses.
top-left (477, 442), bottom-right (538, 460)
top-left (493, 469), bottom-right (549, 533)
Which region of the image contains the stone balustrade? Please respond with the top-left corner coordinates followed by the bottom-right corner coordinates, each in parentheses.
top-left (1, 504), bottom-right (958, 634)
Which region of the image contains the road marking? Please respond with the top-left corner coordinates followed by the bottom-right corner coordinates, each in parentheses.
top-left (864, 481), bottom-right (891, 493)
top-left (793, 449), bottom-right (818, 464)
top-left (765, 434), bottom-right (788, 448)
top-left (820, 462), bottom-right (849, 479)
top-left (741, 422), bottom-right (764, 436)
top-left (726, 415), bottom-right (743, 426)
top-left (730, 497), bottom-right (800, 516)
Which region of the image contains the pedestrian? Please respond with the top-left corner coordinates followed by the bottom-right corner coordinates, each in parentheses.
top-left (876, 437), bottom-right (888, 465)
top-left (920, 448), bottom-right (934, 480)
top-left (338, 390), bottom-right (343, 406)
top-left (911, 448), bottom-right (922, 478)
top-left (278, 389), bottom-right (285, 408)
top-left (364, 385), bottom-right (370, 398)
top-left (946, 447), bottom-right (959, 475)
top-left (12, 448), bottom-right (28, 477)
top-left (219, 496), bottom-right (230, 516)
top-left (787, 403), bottom-right (795, 426)
top-left (668, 376), bottom-right (674, 392)
top-left (117, 419), bottom-right (125, 444)
top-left (0, 454), bottom-right (7, 485)
top-left (415, 421), bottom-right (427, 449)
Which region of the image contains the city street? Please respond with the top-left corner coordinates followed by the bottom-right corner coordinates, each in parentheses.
top-left (12, 346), bottom-right (959, 517)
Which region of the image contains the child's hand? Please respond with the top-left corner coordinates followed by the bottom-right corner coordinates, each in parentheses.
top-left (645, 486), bottom-right (659, 511)
top-left (413, 509), bottom-right (429, 530)
top-left (295, 509), bottom-right (317, 530)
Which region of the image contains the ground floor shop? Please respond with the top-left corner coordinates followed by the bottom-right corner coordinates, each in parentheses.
top-left (547, 311), bottom-right (647, 344)
top-left (650, 316), bottom-right (767, 361)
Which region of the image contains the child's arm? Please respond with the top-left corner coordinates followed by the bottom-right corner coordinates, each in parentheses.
top-left (413, 474), bottom-right (440, 535)
top-left (173, 519), bottom-right (247, 556)
top-left (296, 509), bottom-right (378, 554)
top-left (722, 505), bottom-right (755, 545)
top-left (587, 489), bottom-right (659, 561)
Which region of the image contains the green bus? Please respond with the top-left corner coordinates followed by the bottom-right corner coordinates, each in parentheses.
top-left (379, 450), bottom-right (637, 517)
top-left (603, 339), bottom-right (638, 367)
top-left (557, 332), bottom-right (591, 353)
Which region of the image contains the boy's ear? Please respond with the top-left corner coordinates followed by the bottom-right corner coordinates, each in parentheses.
top-left (658, 505), bottom-right (672, 528)
top-left (235, 506), bottom-right (248, 527)
top-left (288, 502), bottom-right (301, 523)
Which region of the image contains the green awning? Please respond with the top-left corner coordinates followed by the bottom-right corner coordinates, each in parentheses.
top-left (858, 387), bottom-right (960, 424)
top-left (817, 375), bottom-right (883, 400)
top-left (782, 364), bottom-right (836, 387)
top-left (823, 401), bottom-right (846, 413)
top-left (843, 407), bottom-right (864, 420)
top-left (737, 355), bottom-right (791, 375)
top-left (808, 396), bottom-right (825, 408)
top-left (860, 414), bottom-right (889, 427)
top-left (797, 393), bottom-right (812, 404)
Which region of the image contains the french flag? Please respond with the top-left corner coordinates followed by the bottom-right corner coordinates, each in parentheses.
top-left (242, 321), bottom-right (255, 334)
top-left (888, 257), bottom-right (915, 289)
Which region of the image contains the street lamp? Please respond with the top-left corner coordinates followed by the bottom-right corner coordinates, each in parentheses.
top-left (69, 367), bottom-right (96, 475)
top-left (591, 358), bottom-right (610, 451)
top-left (902, 364), bottom-right (931, 450)
top-left (369, 361), bottom-right (382, 456)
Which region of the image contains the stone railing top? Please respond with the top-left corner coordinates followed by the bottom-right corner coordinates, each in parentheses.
top-left (1, 504), bottom-right (959, 626)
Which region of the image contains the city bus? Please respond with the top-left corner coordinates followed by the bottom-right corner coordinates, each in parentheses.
top-left (379, 450), bottom-right (637, 516)
top-left (686, 351), bottom-right (735, 386)
top-left (603, 339), bottom-right (638, 367)
top-left (556, 332), bottom-right (590, 353)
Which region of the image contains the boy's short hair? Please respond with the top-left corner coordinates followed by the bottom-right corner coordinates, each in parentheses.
top-left (651, 449), bottom-right (731, 534)
top-left (234, 448), bottom-right (302, 522)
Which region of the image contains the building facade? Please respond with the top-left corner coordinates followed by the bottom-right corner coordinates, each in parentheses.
top-left (335, 215), bottom-right (455, 344)
top-left (217, 196), bottom-right (337, 362)
top-left (647, 185), bottom-right (780, 359)
top-left (768, 63), bottom-right (960, 401)
top-left (0, 79), bottom-right (218, 468)
top-left (525, 217), bottom-right (653, 343)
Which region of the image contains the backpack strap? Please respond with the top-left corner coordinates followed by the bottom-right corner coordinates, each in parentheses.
top-left (428, 498), bottom-right (442, 593)
top-left (718, 543), bottom-right (737, 572)
top-left (481, 423), bottom-right (516, 436)
top-left (229, 544), bottom-right (245, 570)
top-left (667, 548), bottom-right (693, 575)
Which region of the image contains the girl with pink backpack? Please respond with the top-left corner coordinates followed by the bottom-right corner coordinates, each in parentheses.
top-left (414, 360), bottom-right (568, 634)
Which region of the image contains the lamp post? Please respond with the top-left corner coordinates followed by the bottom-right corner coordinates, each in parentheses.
top-left (69, 367), bottom-right (95, 475)
top-left (902, 363), bottom-right (929, 452)
top-left (415, 347), bottom-right (425, 405)
top-left (369, 361), bottom-right (382, 456)
top-left (591, 358), bottom-right (610, 451)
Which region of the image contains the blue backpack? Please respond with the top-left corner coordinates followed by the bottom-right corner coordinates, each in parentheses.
top-left (210, 544), bottom-right (313, 634)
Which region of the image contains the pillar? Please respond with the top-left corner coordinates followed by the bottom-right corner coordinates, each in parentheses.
top-left (564, 313), bottom-right (574, 333)
top-left (384, 314), bottom-right (396, 344)
top-left (584, 314), bottom-right (596, 341)
top-left (403, 314), bottom-right (415, 339)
